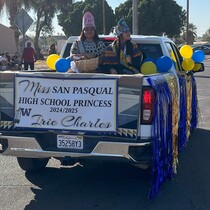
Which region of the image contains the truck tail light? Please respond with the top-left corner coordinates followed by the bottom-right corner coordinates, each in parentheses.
top-left (141, 88), bottom-right (155, 124)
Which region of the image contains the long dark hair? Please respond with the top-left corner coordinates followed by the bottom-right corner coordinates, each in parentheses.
top-left (114, 35), bottom-right (133, 62)
top-left (79, 28), bottom-right (100, 42)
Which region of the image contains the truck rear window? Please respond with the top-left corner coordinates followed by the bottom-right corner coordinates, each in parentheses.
top-left (138, 44), bottom-right (163, 61)
top-left (62, 43), bottom-right (72, 58)
top-left (62, 41), bottom-right (163, 61)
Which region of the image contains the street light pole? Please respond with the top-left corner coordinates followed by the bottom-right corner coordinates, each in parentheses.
top-left (186, 0), bottom-right (189, 44)
top-left (102, 0), bottom-right (106, 34)
top-left (132, 0), bottom-right (138, 34)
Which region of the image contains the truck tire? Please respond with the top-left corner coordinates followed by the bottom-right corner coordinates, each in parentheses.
top-left (17, 157), bottom-right (49, 172)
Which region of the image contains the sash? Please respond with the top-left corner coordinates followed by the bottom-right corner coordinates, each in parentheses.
top-left (103, 42), bottom-right (139, 73)
top-left (119, 50), bottom-right (139, 73)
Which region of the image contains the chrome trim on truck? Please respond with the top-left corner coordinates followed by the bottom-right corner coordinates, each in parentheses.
top-left (0, 135), bottom-right (150, 162)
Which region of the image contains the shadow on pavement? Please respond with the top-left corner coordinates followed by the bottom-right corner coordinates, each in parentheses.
top-left (24, 160), bottom-right (151, 210)
top-left (24, 128), bottom-right (210, 210)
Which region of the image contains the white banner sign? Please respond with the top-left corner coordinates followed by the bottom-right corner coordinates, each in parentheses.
top-left (14, 76), bottom-right (118, 132)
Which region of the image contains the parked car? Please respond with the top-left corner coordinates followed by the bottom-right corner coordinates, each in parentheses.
top-left (192, 45), bottom-right (210, 54)
top-left (202, 44), bottom-right (210, 48)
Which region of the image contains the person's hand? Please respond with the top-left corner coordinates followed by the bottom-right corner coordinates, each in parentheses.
top-left (73, 54), bottom-right (87, 60)
top-left (110, 68), bottom-right (117, 74)
top-left (80, 55), bottom-right (87, 60)
top-left (80, 53), bottom-right (95, 60)
top-left (72, 55), bottom-right (82, 60)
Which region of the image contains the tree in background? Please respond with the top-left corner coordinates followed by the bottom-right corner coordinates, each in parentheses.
top-left (57, 1), bottom-right (84, 36)
top-left (202, 28), bottom-right (210, 42)
top-left (115, 0), bottom-right (185, 37)
top-left (25, 0), bottom-right (71, 58)
top-left (0, 0), bottom-right (71, 57)
top-left (57, 0), bottom-right (116, 36)
top-left (115, 0), bottom-right (133, 32)
top-left (182, 23), bottom-right (197, 45)
top-left (1, 0), bottom-right (198, 53)
top-left (141, 0), bottom-right (184, 36)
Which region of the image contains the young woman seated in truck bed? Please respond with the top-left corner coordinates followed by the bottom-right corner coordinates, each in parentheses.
top-left (100, 19), bottom-right (143, 74)
top-left (70, 12), bottom-right (106, 62)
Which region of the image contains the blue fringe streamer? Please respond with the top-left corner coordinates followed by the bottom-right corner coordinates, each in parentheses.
top-left (178, 76), bottom-right (187, 151)
top-left (147, 76), bottom-right (173, 199)
top-left (190, 76), bottom-right (198, 131)
top-left (147, 74), bottom-right (198, 199)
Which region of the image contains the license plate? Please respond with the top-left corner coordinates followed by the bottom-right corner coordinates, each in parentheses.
top-left (57, 135), bottom-right (83, 149)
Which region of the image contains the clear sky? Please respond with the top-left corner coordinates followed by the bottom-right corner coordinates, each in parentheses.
top-left (0, 0), bottom-right (209, 37)
top-left (175, 0), bottom-right (210, 36)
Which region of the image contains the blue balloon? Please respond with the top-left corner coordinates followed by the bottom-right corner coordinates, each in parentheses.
top-left (55, 58), bottom-right (70, 72)
top-left (142, 58), bottom-right (155, 64)
top-left (155, 56), bottom-right (173, 72)
top-left (66, 56), bottom-right (71, 65)
top-left (192, 50), bottom-right (205, 63)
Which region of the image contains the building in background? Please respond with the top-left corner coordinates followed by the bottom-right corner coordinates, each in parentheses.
top-left (57, 39), bottom-right (67, 53)
top-left (39, 35), bottom-right (67, 54)
top-left (0, 24), bottom-right (17, 54)
top-left (19, 35), bottom-right (34, 53)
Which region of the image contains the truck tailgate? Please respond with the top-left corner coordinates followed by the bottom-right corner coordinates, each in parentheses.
top-left (0, 72), bottom-right (144, 139)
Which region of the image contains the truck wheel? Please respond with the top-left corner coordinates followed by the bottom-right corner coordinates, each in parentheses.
top-left (17, 157), bottom-right (49, 172)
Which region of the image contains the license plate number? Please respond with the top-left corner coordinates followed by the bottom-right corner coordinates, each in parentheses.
top-left (57, 135), bottom-right (83, 149)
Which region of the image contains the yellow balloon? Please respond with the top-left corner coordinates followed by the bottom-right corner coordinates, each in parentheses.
top-left (46, 54), bottom-right (60, 70)
top-left (192, 63), bottom-right (202, 71)
top-left (141, 61), bottom-right (157, 75)
top-left (180, 45), bottom-right (193, 59)
top-left (181, 58), bottom-right (195, 71)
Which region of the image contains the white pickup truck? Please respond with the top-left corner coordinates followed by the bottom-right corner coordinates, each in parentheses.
top-left (0, 35), bottom-right (204, 198)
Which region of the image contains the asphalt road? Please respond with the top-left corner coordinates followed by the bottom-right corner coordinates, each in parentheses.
top-left (1, 60), bottom-right (210, 210)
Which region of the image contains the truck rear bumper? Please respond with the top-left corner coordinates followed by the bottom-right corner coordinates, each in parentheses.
top-left (0, 135), bottom-right (151, 163)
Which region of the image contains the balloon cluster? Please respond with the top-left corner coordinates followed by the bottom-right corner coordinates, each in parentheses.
top-left (141, 55), bottom-right (173, 75)
top-left (140, 45), bottom-right (205, 75)
top-left (46, 54), bottom-right (71, 72)
top-left (179, 45), bottom-right (205, 71)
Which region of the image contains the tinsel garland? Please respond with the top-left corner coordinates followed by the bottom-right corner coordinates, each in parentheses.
top-left (147, 75), bottom-right (174, 199)
top-left (178, 76), bottom-right (187, 151)
top-left (147, 73), bottom-right (197, 199)
top-left (186, 75), bottom-right (192, 138)
top-left (190, 75), bottom-right (198, 131)
top-left (164, 75), bottom-right (179, 173)
top-left (178, 74), bottom-right (198, 150)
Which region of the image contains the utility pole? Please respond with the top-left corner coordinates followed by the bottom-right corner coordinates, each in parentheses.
top-left (132, 0), bottom-right (138, 34)
top-left (186, 0), bottom-right (189, 44)
top-left (103, 0), bottom-right (106, 34)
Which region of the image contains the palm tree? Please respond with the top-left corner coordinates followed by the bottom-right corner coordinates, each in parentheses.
top-left (188, 23), bottom-right (197, 37)
top-left (202, 28), bottom-right (210, 42)
top-left (182, 23), bottom-right (197, 45)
